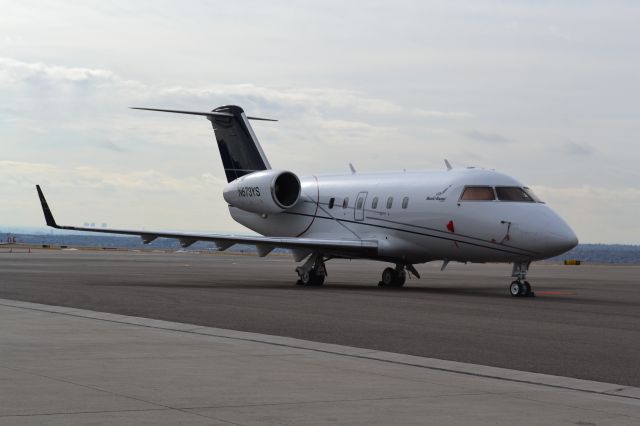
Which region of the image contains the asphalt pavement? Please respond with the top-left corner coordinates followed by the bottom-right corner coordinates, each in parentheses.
top-left (1, 249), bottom-right (639, 386)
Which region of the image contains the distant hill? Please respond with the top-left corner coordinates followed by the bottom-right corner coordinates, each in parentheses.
top-left (550, 244), bottom-right (640, 264)
top-left (0, 232), bottom-right (266, 254)
top-left (2, 232), bottom-right (639, 264)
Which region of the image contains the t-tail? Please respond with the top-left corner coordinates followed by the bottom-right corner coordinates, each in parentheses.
top-left (131, 105), bottom-right (276, 182)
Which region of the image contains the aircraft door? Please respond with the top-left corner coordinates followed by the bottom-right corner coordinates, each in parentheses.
top-left (354, 191), bottom-right (368, 221)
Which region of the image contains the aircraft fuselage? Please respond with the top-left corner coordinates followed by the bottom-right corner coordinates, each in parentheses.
top-left (229, 168), bottom-right (577, 264)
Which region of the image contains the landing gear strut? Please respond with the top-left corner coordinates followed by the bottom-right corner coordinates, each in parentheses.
top-left (296, 253), bottom-right (327, 286)
top-left (510, 261), bottom-right (534, 297)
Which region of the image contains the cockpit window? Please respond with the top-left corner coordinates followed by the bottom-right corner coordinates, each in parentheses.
top-left (495, 187), bottom-right (535, 202)
top-left (460, 186), bottom-right (495, 201)
top-left (523, 187), bottom-right (543, 203)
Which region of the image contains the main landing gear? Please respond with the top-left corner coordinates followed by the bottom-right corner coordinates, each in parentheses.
top-left (510, 261), bottom-right (535, 297)
top-left (295, 255), bottom-right (421, 288)
top-left (379, 266), bottom-right (406, 287)
top-left (296, 253), bottom-right (327, 286)
top-left (378, 264), bottom-right (420, 288)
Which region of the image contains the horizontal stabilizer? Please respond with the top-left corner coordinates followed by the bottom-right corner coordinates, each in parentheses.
top-left (133, 105), bottom-right (274, 182)
top-left (130, 107), bottom-right (278, 121)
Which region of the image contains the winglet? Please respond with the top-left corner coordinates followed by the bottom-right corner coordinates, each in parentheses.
top-left (444, 159), bottom-right (453, 171)
top-left (35, 185), bottom-right (60, 228)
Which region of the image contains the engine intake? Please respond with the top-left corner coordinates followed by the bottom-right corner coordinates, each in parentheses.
top-left (223, 170), bottom-right (301, 214)
top-left (272, 171), bottom-right (300, 208)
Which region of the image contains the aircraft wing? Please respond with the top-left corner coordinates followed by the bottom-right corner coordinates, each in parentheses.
top-left (36, 185), bottom-right (378, 259)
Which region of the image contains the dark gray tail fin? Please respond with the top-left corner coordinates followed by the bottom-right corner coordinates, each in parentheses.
top-left (131, 105), bottom-right (276, 182)
top-left (209, 105), bottom-right (271, 182)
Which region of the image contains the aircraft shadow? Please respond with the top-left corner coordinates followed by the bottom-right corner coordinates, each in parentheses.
top-left (89, 281), bottom-right (640, 306)
top-left (91, 280), bottom-right (517, 299)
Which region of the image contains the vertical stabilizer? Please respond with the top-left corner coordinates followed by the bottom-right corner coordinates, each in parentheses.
top-left (131, 105), bottom-right (275, 183)
top-left (209, 105), bottom-right (271, 182)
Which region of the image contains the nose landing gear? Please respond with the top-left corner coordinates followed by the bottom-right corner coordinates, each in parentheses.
top-left (510, 280), bottom-right (532, 297)
top-left (510, 261), bottom-right (534, 297)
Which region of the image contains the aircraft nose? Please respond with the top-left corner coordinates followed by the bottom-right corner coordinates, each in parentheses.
top-left (545, 218), bottom-right (579, 256)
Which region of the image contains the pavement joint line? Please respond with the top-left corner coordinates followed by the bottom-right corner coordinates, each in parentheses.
top-left (0, 364), bottom-right (224, 422)
top-left (0, 362), bottom-right (222, 423)
top-left (0, 409), bottom-right (241, 426)
top-left (494, 390), bottom-right (640, 421)
top-left (2, 297), bottom-right (640, 403)
top-left (0, 408), bottom-right (171, 419)
top-left (175, 392), bottom-right (486, 411)
top-left (0, 393), bottom-right (488, 424)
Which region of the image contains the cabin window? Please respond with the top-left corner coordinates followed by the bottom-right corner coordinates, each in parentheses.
top-left (460, 186), bottom-right (495, 201)
top-left (356, 197), bottom-right (364, 209)
top-left (342, 197), bottom-right (349, 208)
top-left (386, 196), bottom-right (394, 209)
top-left (402, 197), bottom-right (409, 209)
top-left (371, 197), bottom-right (379, 209)
top-left (495, 187), bottom-right (535, 202)
top-left (328, 198), bottom-right (335, 209)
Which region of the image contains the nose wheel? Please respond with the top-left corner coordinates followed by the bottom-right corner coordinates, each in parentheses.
top-left (510, 262), bottom-right (535, 297)
top-left (510, 280), bottom-right (533, 297)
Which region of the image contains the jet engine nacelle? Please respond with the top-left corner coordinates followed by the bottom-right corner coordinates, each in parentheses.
top-left (223, 170), bottom-right (301, 214)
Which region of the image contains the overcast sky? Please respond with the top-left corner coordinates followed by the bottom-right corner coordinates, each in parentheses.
top-left (1, 0), bottom-right (639, 243)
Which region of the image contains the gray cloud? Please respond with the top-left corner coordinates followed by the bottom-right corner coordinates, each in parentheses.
top-left (0, 57), bottom-right (121, 87)
top-left (1, 1), bottom-right (639, 243)
top-left (99, 141), bottom-right (126, 153)
top-left (561, 141), bottom-right (593, 156)
top-left (0, 57), bottom-right (470, 122)
top-left (464, 130), bottom-right (513, 144)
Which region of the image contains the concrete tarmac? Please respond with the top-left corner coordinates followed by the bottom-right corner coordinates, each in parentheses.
top-left (1, 298), bottom-right (639, 425)
top-left (1, 249), bottom-right (640, 386)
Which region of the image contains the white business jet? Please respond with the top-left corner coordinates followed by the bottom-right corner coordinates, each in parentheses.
top-left (36, 105), bottom-right (578, 297)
